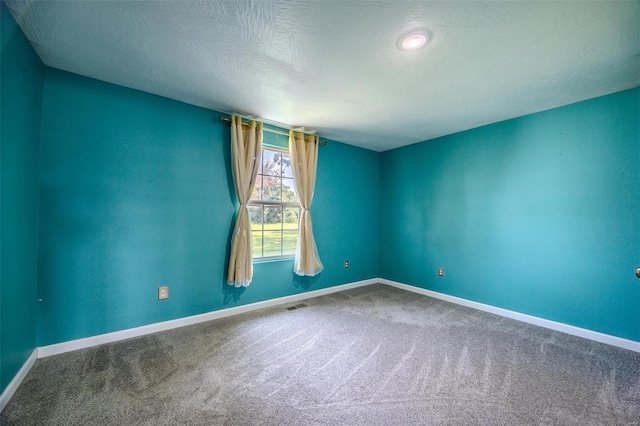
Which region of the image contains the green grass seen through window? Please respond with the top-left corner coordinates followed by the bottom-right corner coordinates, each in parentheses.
top-left (251, 223), bottom-right (297, 258)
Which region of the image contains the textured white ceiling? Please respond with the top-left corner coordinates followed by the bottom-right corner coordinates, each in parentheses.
top-left (7, 0), bottom-right (640, 151)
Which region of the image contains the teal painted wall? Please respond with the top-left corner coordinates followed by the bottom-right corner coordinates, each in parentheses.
top-left (37, 68), bottom-right (379, 346)
top-left (380, 88), bottom-right (640, 342)
top-left (0, 3), bottom-right (44, 392)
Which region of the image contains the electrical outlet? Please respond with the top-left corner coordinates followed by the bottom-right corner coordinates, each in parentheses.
top-left (437, 267), bottom-right (445, 278)
top-left (344, 260), bottom-right (349, 269)
top-left (158, 286), bottom-right (169, 300)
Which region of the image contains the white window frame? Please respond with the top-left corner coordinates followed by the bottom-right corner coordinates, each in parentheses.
top-left (249, 146), bottom-right (299, 261)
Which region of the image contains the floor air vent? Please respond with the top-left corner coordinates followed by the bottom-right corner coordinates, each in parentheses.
top-left (286, 303), bottom-right (308, 311)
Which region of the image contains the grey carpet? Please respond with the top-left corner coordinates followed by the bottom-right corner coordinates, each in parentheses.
top-left (1, 284), bottom-right (639, 425)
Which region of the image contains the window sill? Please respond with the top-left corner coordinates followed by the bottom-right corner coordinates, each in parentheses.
top-left (253, 255), bottom-right (295, 264)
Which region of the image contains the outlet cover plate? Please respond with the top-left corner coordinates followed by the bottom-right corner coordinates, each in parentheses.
top-left (158, 286), bottom-right (169, 300)
top-left (437, 267), bottom-right (445, 277)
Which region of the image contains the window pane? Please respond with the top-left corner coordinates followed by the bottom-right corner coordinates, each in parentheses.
top-left (262, 150), bottom-right (282, 177)
top-left (262, 176), bottom-right (281, 201)
top-left (263, 231), bottom-right (282, 257)
top-left (251, 175), bottom-right (263, 201)
top-left (282, 178), bottom-right (296, 202)
top-left (274, 151), bottom-right (283, 176)
top-left (248, 205), bottom-right (263, 229)
top-left (263, 206), bottom-right (282, 228)
top-left (283, 207), bottom-right (298, 229)
top-left (282, 230), bottom-right (297, 255)
top-left (251, 230), bottom-right (263, 258)
top-left (282, 152), bottom-right (293, 178)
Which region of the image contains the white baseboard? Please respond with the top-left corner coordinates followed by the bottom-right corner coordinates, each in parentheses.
top-left (380, 278), bottom-right (640, 353)
top-left (0, 349), bottom-right (37, 413)
top-left (37, 278), bottom-right (378, 358)
top-left (36, 276), bottom-right (640, 359)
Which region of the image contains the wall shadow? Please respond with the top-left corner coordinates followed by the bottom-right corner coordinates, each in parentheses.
top-left (222, 284), bottom-right (246, 304)
top-left (292, 273), bottom-right (322, 290)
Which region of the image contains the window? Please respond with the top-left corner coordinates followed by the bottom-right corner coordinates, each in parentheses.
top-left (249, 148), bottom-right (299, 259)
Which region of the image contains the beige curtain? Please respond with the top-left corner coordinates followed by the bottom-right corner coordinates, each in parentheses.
top-left (227, 116), bottom-right (263, 287)
top-left (289, 130), bottom-right (323, 276)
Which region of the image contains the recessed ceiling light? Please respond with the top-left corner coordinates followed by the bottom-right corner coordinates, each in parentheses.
top-left (399, 30), bottom-right (430, 51)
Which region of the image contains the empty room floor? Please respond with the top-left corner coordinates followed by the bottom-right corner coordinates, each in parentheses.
top-left (2, 284), bottom-right (639, 425)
